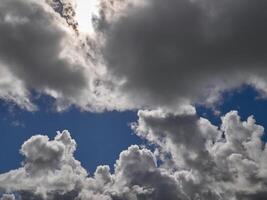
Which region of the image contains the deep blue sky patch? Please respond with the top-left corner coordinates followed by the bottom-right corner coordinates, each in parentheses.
top-left (0, 96), bottom-right (142, 174)
top-left (1, 86), bottom-right (267, 175)
top-left (197, 85), bottom-right (267, 140)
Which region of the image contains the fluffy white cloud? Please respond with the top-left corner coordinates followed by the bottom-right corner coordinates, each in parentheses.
top-left (133, 110), bottom-right (267, 199)
top-left (0, 130), bottom-right (87, 199)
top-left (1, 111), bottom-right (267, 199)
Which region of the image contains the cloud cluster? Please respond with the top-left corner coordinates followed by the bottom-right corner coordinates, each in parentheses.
top-left (1, 111), bottom-right (267, 199)
top-left (2, 0), bottom-right (267, 199)
top-left (133, 109), bottom-right (267, 199)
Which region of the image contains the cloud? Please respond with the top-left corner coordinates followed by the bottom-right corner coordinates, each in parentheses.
top-left (1, 0), bottom-right (267, 199)
top-left (99, 0), bottom-right (267, 110)
top-left (0, 130), bottom-right (87, 199)
top-left (0, 194), bottom-right (15, 200)
top-left (3, 0), bottom-right (267, 112)
top-left (0, 0), bottom-right (111, 112)
top-left (46, 0), bottom-right (79, 32)
top-left (132, 109), bottom-right (267, 199)
top-left (1, 111), bottom-right (267, 199)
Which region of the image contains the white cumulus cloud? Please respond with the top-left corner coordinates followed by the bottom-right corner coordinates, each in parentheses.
top-left (1, 111), bottom-right (267, 199)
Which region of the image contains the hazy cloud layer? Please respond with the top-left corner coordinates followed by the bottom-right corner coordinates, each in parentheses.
top-left (1, 111), bottom-right (267, 199)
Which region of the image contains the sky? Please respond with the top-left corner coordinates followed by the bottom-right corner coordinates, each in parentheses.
top-left (0, 96), bottom-right (141, 174)
top-left (1, 85), bottom-right (266, 175)
top-left (1, 0), bottom-right (267, 200)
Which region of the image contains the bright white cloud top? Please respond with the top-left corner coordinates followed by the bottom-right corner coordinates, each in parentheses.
top-left (1, 112), bottom-right (267, 199)
top-left (1, 0), bottom-right (267, 199)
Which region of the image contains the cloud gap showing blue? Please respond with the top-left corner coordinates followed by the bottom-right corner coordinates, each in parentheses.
top-left (0, 95), bottom-right (142, 174)
top-left (1, 86), bottom-right (267, 175)
top-left (197, 85), bottom-right (267, 141)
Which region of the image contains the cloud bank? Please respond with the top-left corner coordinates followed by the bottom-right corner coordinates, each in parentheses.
top-left (1, 0), bottom-right (267, 111)
top-left (1, 111), bottom-right (267, 199)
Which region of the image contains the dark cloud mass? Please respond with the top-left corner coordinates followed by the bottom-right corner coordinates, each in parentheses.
top-left (0, 0), bottom-right (100, 111)
top-left (2, 0), bottom-right (267, 111)
top-left (1, 111), bottom-right (267, 199)
top-left (101, 0), bottom-right (267, 109)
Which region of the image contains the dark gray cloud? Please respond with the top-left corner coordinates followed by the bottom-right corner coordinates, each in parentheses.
top-left (0, 0), bottom-right (86, 92)
top-left (100, 0), bottom-right (267, 109)
top-left (0, 0), bottom-right (105, 111)
top-left (0, 0), bottom-right (88, 96)
top-left (3, 0), bottom-right (267, 112)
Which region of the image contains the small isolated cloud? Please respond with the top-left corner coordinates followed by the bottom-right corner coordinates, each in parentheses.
top-left (1, 111), bottom-right (267, 199)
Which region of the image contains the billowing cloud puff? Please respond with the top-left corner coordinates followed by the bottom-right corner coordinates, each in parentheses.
top-left (1, 111), bottom-right (267, 199)
top-left (0, 130), bottom-right (87, 199)
top-left (0, 194), bottom-right (15, 200)
top-left (133, 110), bottom-right (267, 199)
top-left (100, 0), bottom-right (267, 110)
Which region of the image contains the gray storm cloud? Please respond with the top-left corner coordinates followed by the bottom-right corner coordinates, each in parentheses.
top-left (1, 111), bottom-right (267, 199)
top-left (0, 0), bottom-right (106, 111)
top-left (100, 0), bottom-right (267, 109)
top-left (2, 0), bottom-right (267, 111)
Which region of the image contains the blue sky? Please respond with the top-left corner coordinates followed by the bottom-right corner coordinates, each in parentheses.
top-left (0, 96), bottom-right (142, 174)
top-left (0, 85), bottom-right (266, 175)
top-left (197, 85), bottom-right (267, 128)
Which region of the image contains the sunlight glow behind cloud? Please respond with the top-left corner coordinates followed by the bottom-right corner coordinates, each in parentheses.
top-left (75, 0), bottom-right (98, 33)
